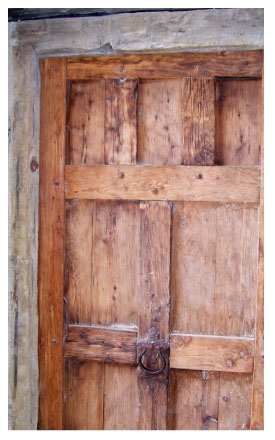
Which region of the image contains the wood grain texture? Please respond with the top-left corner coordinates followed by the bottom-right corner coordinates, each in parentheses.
top-left (218, 373), bottom-right (253, 430)
top-left (63, 360), bottom-right (104, 430)
top-left (168, 370), bottom-right (220, 430)
top-left (67, 51), bottom-right (262, 79)
top-left (67, 80), bottom-right (105, 165)
top-left (137, 79), bottom-right (183, 165)
top-left (251, 60), bottom-right (264, 430)
top-left (182, 78), bottom-right (215, 165)
top-left (64, 325), bottom-right (137, 364)
top-left (215, 79), bottom-right (262, 166)
top-left (38, 58), bottom-right (66, 430)
top-left (137, 202), bottom-right (171, 430)
top-left (170, 334), bottom-right (254, 373)
top-left (105, 79), bottom-right (137, 164)
top-left (171, 203), bottom-right (259, 338)
top-left (104, 364), bottom-right (137, 429)
top-left (65, 165), bottom-right (260, 203)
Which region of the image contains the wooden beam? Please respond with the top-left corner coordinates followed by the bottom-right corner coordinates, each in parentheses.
top-left (64, 325), bottom-right (137, 364)
top-left (38, 58), bottom-right (66, 430)
top-left (251, 54), bottom-right (264, 430)
top-left (170, 334), bottom-right (255, 373)
top-left (65, 165), bottom-right (260, 203)
top-left (67, 51), bottom-right (262, 80)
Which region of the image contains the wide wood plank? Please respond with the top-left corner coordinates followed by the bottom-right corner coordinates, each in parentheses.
top-left (64, 325), bottom-right (137, 364)
top-left (215, 79), bottom-right (262, 166)
top-left (137, 202), bottom-right (171, 430)
top-left (38, 58), bottom-right (66, 430)
top-left (170, 334), bottom-right (254, 373)
top-left (67, 51), bottom-right (262, 79)
top-left (65, 165), bottom-right (260, 203)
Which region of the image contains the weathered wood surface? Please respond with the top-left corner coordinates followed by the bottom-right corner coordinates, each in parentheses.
top-left (38, 59), bottom-right (66, 430)
top-left (68, 51), bottom-right (262, 79)
top-left (215, 79), bottom-right (262, 166)
top-left (182, 78), bottom-right (215, 165)
top-left (65, 165), bottom-right (260, 203)
top-left (251, 62), bottom-right (264, 430)
top-left (170, 334), bottom-right (254, 373)
top-left (137, 79), bottom-right (183, 165)
top-left (10, 9), bottom-right (264, 56)
top-left (64, 326), bottom-right (137, 364)
top-left (138, 202), bottom-right (171, 430)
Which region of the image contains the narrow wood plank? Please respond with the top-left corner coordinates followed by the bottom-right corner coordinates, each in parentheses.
top-left (218, 373), bottom-right (253, 430)
top-left (251, 59), bottom-right (264, 430)
top-left (65, 199), bottom-right (95, 324)
top-left (65, 165), bottom-right (260, 203)
top-left (137, 79), bottom-right (183, 165)
top-left (168, 370), bottom-right (220, 430)
top-left (105, 79), bottom-right (137, 164)
top-left (63, 360), bottom-right (104, 430)
top-left (215, 79), bottom-right (262, 166)
top-left (170, 334), bottom-right (254, 373)
top-left (67, 51), bottom-right (262, 79)
top-left (104, 364), bottom-right (137, 429)
top-left (38, 58), bottom-right (66, 430)
top-left (67, 80), bottom-right (105, 165)
top-left (137, 201), bottom-right (171, 430)
top-left (64, 325), bottom-right (137, 364)
top-left (182, 78), bottom-right (215, 165)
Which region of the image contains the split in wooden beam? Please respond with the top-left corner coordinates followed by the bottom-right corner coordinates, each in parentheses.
top-left (65, 165), bottom-right (260, 203)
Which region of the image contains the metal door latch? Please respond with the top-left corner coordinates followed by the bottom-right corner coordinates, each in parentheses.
top-left (137, 327), bottom-right (170, 376)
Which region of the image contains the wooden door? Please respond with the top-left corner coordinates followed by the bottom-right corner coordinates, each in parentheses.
top-left (38, 51), bottom-right (264, 430)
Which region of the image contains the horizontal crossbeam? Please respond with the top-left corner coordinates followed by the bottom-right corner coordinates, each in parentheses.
top-left (64, 325), bottom-right (255, 373)
top-left (65, 165), bottom-right (260, 203)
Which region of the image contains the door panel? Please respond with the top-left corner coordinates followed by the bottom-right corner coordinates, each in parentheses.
top-left (39, 52), bottom-right (263, 430)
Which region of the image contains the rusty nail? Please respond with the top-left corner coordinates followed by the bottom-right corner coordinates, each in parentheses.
top-left (118, 171), bottom-right (124, 178)
top-left (54, 180), bottom-right (60, 186)
top-left (51, 338), bottom-right (57, 344)
top-left (30, 158), bottom-right (39, 172)
top-left (197, 173), bottom-right (203, 179)
top-left (152, 188), bottom-right (158, 195)
top-left (223, 396), bottom-right (229, 402)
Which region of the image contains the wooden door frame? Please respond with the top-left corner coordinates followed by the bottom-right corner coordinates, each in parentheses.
top-left (8, 8), bottom-right (264, 429)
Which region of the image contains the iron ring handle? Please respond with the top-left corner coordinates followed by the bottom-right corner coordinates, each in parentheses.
top-left (138, 348), bottom-right (166, 375)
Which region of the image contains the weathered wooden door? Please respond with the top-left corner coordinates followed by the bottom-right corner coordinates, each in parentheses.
top-left (38, 51), bottom-right (263, 430)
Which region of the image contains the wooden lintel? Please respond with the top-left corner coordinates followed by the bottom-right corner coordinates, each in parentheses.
top-left (67, 51), bottom-right (262, 80)
top-left (65, 165), bottom-right (260, 203)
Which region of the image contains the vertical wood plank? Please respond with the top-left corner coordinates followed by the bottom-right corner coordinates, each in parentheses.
top-left (104, 364), bottom-right (137, 430)
top-left (38, 58), bottom-right (66, 429)
top-left (218, 373), bottom-right (253, 430)
top-left (182, 77), bottom-right (215, 165)
top-left (171, 202), bottom-right (217, 334)
top-left (138, 201), bottom-right (171, 430)
top-left (137, 79), bottom-right (183, 165)
top-left (251, 58), bottom-right (264, 430)
top-left (168, 370), bottom-right (219, 430)
top-left (67, 80), bottom-right (105, 165)
top-left (64, 79), bottom-right (106, 430)
top-left (105, 79), bottom-right (137, 164)
top-left (215, 79), bottom-right (262, 165)
top-left (63, 360), bottom-right (104, 430)
top-left (101, 79), bottom-right (139, 429)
